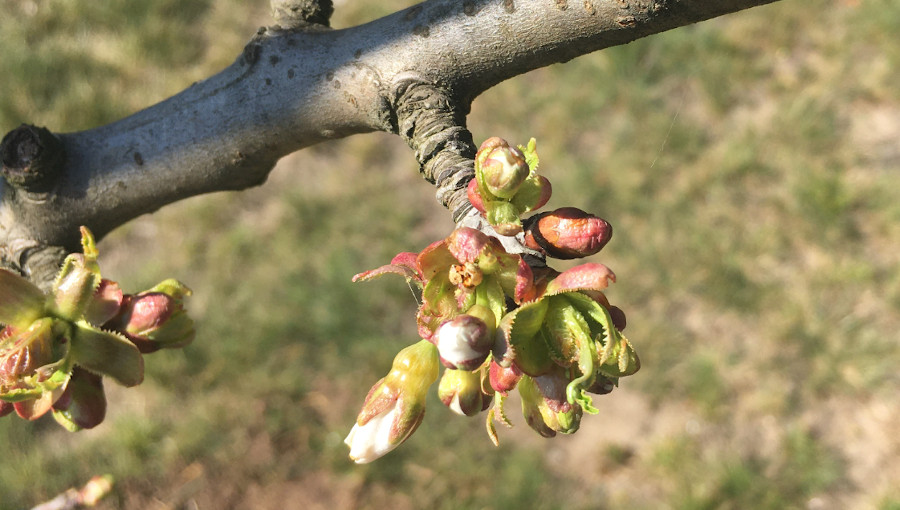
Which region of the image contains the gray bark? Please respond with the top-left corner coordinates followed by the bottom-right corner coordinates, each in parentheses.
top-left (0, 0), bottom-right (780, 288)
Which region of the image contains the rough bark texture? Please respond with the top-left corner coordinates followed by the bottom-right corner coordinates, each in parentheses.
top-left (0, 0), bottom-right (781, 287)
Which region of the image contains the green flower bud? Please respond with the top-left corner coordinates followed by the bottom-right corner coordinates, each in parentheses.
top-left (438, 368), bottom-right (492, 416)
top-left (518, 372), bottom-right (582, 437)
top-left (533, 371), bottom-right (582, 434)
top-left (51, 254), bottom-right (101, 322)
top-left (50, 227), bottom-right (103, 321)
top-left (477, 138), bottom-right (530, 199)
top-left (518, 375), bottom-right (556, 438)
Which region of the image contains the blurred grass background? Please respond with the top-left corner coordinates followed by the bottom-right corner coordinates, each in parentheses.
top-left (1, 0), bottom-right (899, 508)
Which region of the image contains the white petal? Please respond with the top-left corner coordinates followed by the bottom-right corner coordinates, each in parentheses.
top-left (436, 321), bottom-right (485, 367)
top-left (345, 403), bottom-right (401, 464)
top-left (448, 393), bottom-right (466, 416)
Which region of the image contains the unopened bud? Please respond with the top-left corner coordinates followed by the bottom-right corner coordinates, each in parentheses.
top-left (52, 367), bottom-right (106, 430)
top-left (438, 368), bottom-right (492, 416)
top-left (466, 178), bottom-right (487, 213)
top-left (51, 227), bottom-right (103, 321)
top-left (524, 207), bottom-right (612, 260)
top-left (533, 371), bottom-right (582, 434)
top-left (434, 315), bottom-right (492, 370)
top-left (52, 254), bottom-right (101, 321)
top-left (107, 281), bottom-right (194, 353)
top-left (477, 138), bottom-right (530, 199)
top-left (519, 372), bottom-right (582, 437)
top-left (464, 304), bottom-right (497, 334)
top-left (488, 360), bottom-right (521, 395)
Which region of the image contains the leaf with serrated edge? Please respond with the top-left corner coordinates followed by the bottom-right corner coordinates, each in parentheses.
top-left (563, 293), bottom-right (639, 377)
top-left (562, 292), bottom-right (611, 343)
top-left (486, 408), bottom-right (500, 446)
top-left (70, 322), bottom-right (143, 387)
top-left (500, 300), bottom-right (554, 376)
top-left (517, 138), bottom-right (539, 173)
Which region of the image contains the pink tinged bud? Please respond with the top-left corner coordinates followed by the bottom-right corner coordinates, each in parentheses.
top-left (488, 360), bottom-right (521, 395)
top-left (14, 391), bottom-right (58, 420)
top-left (526, 175), bottom-right (552, 212)
top-left (110, 292), bottom-right (194, 353)
top-left (52, 367), bottom-right (106, 430)
top-left (78, 476), bottom-right (114, 506)
top-left (438, 368), bottom-right (492, 417)
top-left (435, 315), bottom-right (492, 370)
top-left (524, 207), bottom-right (612, 260)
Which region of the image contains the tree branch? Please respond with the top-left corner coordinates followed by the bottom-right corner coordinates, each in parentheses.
top-left (0, 0), bottom-right (780, 286)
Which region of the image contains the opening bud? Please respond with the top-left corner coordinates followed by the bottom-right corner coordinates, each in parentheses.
top-left (434, 315), bottom-right (492, 370)
top-left (478, 139), bottom-right (530, 199)
top-left (345, 340), bottom-right (439, 463)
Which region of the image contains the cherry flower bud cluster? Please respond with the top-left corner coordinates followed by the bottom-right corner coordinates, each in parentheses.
top-left (0, 227), bottom-right (194, 430)
top-left (346, 137), bottom-right (641, 462)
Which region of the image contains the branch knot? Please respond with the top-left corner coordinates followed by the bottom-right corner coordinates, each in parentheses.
top-left (1, 124), bottom-right (65, 193)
